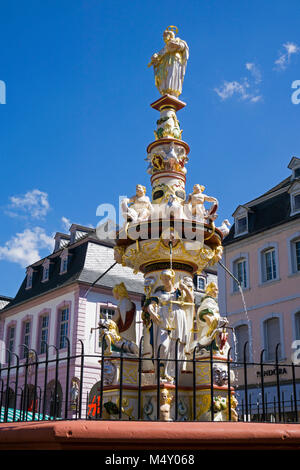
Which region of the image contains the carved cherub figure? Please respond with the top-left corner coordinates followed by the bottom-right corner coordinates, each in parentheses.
top-left (160, 388), bottom-right (174, 421)
top-left (121, 184), bottom-right (153, 223)
top-left (185, 184), bottom-right (218, 223)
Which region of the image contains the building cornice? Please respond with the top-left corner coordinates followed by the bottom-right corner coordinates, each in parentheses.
top-left (226, 292), bottom-right (300, 317)
top-left (0, 281), bottom-right (79, 317)
top-left (1, 278), bottom-right (144, 318)
top-left (223, 215), bottom-right (300, 250)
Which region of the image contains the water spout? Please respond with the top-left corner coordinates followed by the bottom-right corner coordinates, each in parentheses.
top-left (218, 260), bottom-right (251, 356)
top-left (218, 261), bottom-right (250, 321)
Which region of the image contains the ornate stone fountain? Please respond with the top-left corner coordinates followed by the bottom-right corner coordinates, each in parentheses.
top-left (98, 26), bottom-right (236, 422)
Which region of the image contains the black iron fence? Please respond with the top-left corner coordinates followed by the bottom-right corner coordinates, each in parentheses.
top-left (0, 338), bottom-right (299, 423)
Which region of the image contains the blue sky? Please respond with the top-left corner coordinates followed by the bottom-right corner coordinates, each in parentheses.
top-left (1, 0), bottom-right (300, 297)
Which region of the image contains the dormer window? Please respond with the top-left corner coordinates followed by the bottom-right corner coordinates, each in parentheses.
top-left (233, 206), bottom-right (249, 237)
top-left (293, 193), bottom-right (300, 212)
top-left (26, 268), bottom-right (34, 289)
top-left (236, 216), bottom-right (247, 235)
top-left (288, 156), bottom-right (300, 180)
top-left (42, 259), bottom-right (50, 282)
top-left (60, 250), bottom-right (69, 274)
top-left (53, 233), bottom-right (70, 253)
top-left (69, 224), bottom-right (94, 244)
top-left (288, 180), bottom-right (300, 216)
top-left (295, 168), bottom-right (300, 178)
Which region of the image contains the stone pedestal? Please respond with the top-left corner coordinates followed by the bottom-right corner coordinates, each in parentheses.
top-left (93, 355), bottom-right (236, 422)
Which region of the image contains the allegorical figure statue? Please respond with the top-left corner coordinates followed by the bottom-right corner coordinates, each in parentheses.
top-left (143, 269), bottom-right (194, 381)
top-left (193, 282), bottom-right (229, 354)
top-left (98, 318), bottom-right (139, 356)
top-left (112, 282), bottom-right (137, 344)
top-left (148, 26), bottom-right (189, 98)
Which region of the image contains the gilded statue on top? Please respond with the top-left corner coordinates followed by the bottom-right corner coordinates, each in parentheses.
top-left (148, 26), bottom-right (189, 98)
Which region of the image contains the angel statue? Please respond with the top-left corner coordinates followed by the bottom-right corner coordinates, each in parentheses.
top-left (148, 26), bottom-right (189, 98)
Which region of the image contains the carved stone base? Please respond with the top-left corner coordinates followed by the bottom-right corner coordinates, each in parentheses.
top-left (91, 356), bottom-right (236, 422)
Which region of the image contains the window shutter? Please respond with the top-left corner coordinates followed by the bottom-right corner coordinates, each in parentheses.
top-left (265, 317), bottom-right (280, 360)
top-left (236, 324), bottom-right (249, 362)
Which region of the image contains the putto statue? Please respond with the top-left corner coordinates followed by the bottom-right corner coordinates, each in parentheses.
top-left (186, 184), bottom-right (219, 223)
top-left (121, 184), bottom-right (153, 223)
top-left (148, 26), bottom-right (189, 98)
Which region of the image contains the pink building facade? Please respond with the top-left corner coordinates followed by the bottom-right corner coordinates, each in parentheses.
top-left (218, 157), bottom-right (300, 419)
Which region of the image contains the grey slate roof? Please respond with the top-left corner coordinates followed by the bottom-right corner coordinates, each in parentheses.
top-left (78, 242), bottom-right (145, 294)
top-left (223, 175), bottom-right (300, 246)
top-left (2, 237), bottom-right (144, 312)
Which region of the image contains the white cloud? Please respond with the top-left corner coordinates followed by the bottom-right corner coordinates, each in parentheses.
top-left (214, 63), bottom-right (262, 103)
top-left (6, 189), bottom-right (50, 219)
top-left (274, 42), bottom-right (300, 70)
top-left (245, 62), bottom-right (262, 84)
top-left (0, 227), bottom-right (54, 268)
top-left (61, 216), bottom-right (71, 232)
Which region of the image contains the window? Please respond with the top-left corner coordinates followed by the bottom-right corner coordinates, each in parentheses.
top-left (60, 256), bottom-right (68, 274)
top-left (42, 261), bottom-right (50, 282)
top-left (295, 168), bottom-right (300, 178)
top-left (263, 248), bottom-right (277, 281)
top-left (100, 307), bottom-right (115, 320)
top-left (294, 194), bottom-right (300, 211)
top-left (197, 276), bottom-right (206, 292)
top-left (287, 233), bottom-right (300, 275)
top-left (235, 324), bottom-right (249, 362)
top-left (58, 307), bottom-right (69, 349)
top-left (26, 269), bottom-right (33, 289)
top-left (295, 241), bottom-right (300, 272)
top-left (233, 259), bottom-right (247, 291)
top-left (99, 307), bottom-right (116, 348)
top-left (233, 206), bottom-right (250, 237)
top-left (264, 317), bottom-right (281, 361)
top-left (40, 315), bottom-right (49, 354)
top-left (22, 321), bottom-right (31, 359)
top-left (6, 326), bottom-right (15, 362)
top-left (259, 244), bottom-right (279, 283)
top-left (235, 216), bottom-right (247, 235)
top-left (295, 312), bottom-right (300, 340)
top-left (231, 253), bottom-right (249, 292)
top-left (289, 183), bottom-right (300, 215)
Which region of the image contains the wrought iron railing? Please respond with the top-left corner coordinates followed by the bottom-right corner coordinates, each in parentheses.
top-left (0, 338), bottom-right (299, 423)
